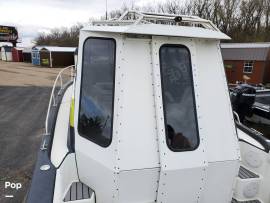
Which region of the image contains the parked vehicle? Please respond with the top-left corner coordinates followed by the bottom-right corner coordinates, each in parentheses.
top-left (253, 89), bottom-right (270, 126)
top-left (27, 11), bottom-right (270, 203)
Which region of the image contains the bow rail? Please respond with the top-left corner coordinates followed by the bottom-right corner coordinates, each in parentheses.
top-left (45, 65), bottom-right (75, 135)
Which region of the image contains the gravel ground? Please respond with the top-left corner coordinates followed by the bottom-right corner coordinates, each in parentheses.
top-left (0, 61), bottom-right (61, 203)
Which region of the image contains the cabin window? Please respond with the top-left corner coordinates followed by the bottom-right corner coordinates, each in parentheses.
top-left (243, 61), bottom-right (253, 73)
top-left (32, 52), bottom-right (36, 59)
top-left (160, 45), bottom-right (199, 151)
top-left (78, 38), bottom-right (116, 147)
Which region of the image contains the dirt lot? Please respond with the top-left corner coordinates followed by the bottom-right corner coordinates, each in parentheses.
top-left (0, 61), bottom-right (61, 203)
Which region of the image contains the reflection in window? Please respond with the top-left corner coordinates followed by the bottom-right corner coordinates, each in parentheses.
top-left (160, 45), bottom-right (199, 151)
top-left (78, 38), bottom-right (115, 147)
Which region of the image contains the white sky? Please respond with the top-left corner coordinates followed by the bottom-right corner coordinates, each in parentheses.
top-left (0, 0), bottom-right (166, 47)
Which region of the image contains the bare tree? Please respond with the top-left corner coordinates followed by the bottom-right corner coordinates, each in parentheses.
top-left (36, 0), bottom-right (270, 44)
top-left (265, 0), bottom-right (270, 27)
top-left (35, 24), bottom-right (83, 46)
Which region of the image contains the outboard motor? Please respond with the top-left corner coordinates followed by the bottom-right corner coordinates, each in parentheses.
top-left (231, 84), bottom-right (256, 122)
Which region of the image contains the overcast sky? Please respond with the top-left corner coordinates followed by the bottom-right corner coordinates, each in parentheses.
top-left (0, 0), bottom-right (166, 47)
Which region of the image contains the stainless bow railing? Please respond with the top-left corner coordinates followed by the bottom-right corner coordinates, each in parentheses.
top-left (45, 65), bottom-right (75, 135)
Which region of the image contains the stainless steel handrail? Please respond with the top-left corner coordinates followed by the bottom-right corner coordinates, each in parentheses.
top-left (233, 111), bottom-right (241, 124)
top-left (92, 10), bottom-right (220, 32)
top-left (45, 65), bottom-right (75, 135)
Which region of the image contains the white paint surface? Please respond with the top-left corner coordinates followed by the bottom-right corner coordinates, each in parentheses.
top-left (72, 27), bottom-right (239, 202)
top-left (51, 86), bottom-right (72, 167)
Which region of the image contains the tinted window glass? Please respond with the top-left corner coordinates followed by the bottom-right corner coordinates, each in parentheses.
top-left (78, 38), bottom-right (115, 147)
top-left (160, 45), bottom-right (199, 151)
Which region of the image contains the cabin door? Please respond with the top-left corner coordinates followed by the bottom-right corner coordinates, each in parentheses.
top-left (74, 37), bottom-right (118, 203)
top-left (151, 36), bottom-right (208, 203)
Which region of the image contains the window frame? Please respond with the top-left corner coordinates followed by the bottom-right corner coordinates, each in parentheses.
top-left (243, 61), bottom-right (254, 74)
top-left (159, 44), bottom-right (200, 152)
top-left (78, 37), bottom-right (116, 148)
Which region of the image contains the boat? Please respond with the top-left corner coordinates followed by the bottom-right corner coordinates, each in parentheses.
top-left (26, 11), bottom-right (270, 203)
top-left (231, 84), bottom-right (270, 139)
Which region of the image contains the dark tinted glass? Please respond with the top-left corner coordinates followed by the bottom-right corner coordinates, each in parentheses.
top-left (160, 45), bottom-right (199, 151)
top-left (78, 38), bottom-right (115, 147)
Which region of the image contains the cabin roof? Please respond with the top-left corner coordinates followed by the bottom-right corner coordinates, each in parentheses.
top-left (82, 24), bottom-right (230, 40)
top-left (83, 11), bottom-right (229, 40)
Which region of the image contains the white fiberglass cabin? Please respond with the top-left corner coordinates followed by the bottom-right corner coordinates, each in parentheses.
top-left (27, 11), bottom-right (270, 203)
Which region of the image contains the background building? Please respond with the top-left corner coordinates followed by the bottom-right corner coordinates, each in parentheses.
top-left (1, 46), bottom-right (13, 61)
top-left (31, 46), bottom-right (42, 66)
top-left (22, 47), bottom-right (32, 63)
top-left (12, 47), bottom-right (23, 62)
top-left (221, 43), bottom-right (270, 85)
top-left (0, 25), bottom-right (18, 47)
top-left (39, 46), bottom-right (76, 68)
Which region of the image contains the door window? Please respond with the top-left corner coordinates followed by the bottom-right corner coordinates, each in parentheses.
top-left (78, 38), bottom-right (116, 147)
top-left (160, 45), bottom-right (199, 151)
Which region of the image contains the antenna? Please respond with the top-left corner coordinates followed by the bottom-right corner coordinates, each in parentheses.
top-left (105, 0), bottom-right (108, 20)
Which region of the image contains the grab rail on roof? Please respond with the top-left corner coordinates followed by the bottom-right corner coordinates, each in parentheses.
top-left (92, 10), bottom-right (220, 32)
top-left (44, 65), bottom-right (75, 136)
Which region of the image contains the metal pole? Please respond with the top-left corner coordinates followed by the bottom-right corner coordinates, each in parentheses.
top-left (5, 48), bottom-right (7, 61)
top-left (49, 51), bottom-right (52, 68)
top-left (106, 0), bottom-right (108, 20)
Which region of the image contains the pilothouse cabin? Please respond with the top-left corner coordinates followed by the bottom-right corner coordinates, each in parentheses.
top-left (73, 12), bottom-right (239, 203)
top-left (28, 11), bottom-right (270, 203)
